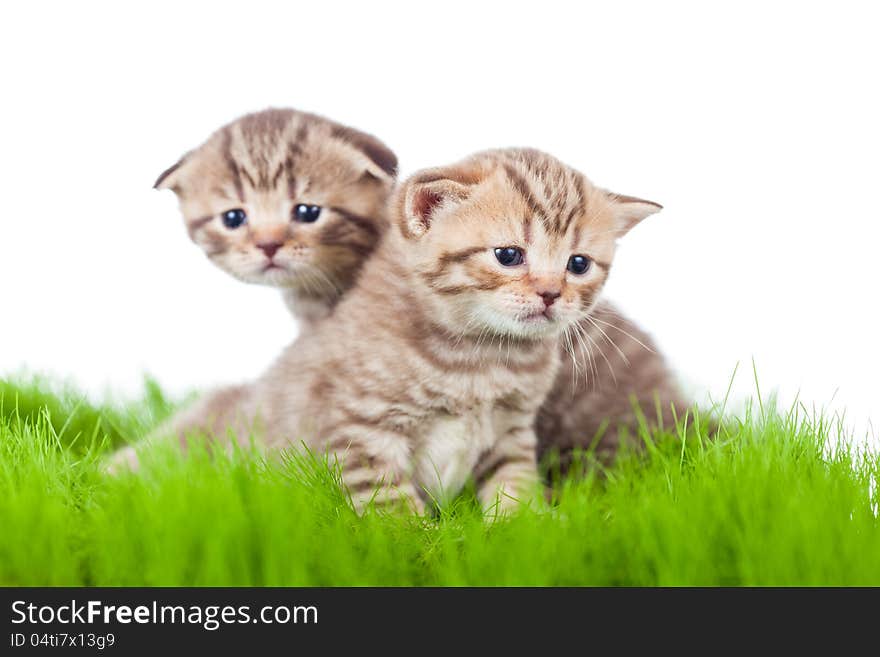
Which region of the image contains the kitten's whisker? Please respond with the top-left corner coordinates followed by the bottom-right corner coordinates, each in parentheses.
top-left (572, 321), bottom-right (600, 388)
top-left (562, 327), bottom-right (582, 388)
top-left (568, 321), bottom-right (596, 388)
top-left (589, 315), bottom-right (655, 353)
top-left (584, 315), bottom-right (630, 367)
top-left (578, 321), bottom-right (618, 385)
top-left (303, 265), bottom-right (343, 298)
top-left (472, 324), bottom-right (492, 364)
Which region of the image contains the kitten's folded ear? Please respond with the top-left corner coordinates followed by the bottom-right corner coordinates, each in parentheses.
top-left (153, 151), bottom-right (192, 191)
top-left (606, 192), bottom-right (663, 237)
top-left (331, 125), bottom-right (399, 182)
top-left (400, 163), bottom-right (484, 238)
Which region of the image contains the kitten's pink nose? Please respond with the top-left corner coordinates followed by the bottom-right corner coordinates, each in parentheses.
top-left (257, 241), bottom-right (283, 259)
top-left (539, 290), bottom-right (561, 308)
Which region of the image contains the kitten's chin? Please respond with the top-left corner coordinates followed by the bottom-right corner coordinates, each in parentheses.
top-left (258, 266), bottom-right (298, 287)
top-left (511, 319), bottom-right (563, 340)
top-left (469, 307), bottom-right (562, 341)
top-left (222, 265), bottom-right (298, 288)
top-left (229, 260), bottom-right (328, 289)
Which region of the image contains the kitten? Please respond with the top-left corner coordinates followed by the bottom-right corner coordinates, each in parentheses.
top-left (238, 148), bottom-right (662, 513)
top-left (107, 108), bottom-right (397, 470)
top-left (153, 107), bottom-right (397, 326)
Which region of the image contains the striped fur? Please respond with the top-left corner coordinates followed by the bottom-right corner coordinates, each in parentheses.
top-left (222, 148), bottom-right (662, 514)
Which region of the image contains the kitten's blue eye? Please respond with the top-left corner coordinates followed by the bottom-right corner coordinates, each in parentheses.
top-left (567, 255), bottom-right (591, 275)
top-left (494, 247), bottom-right (524, 267)
top-left (222, 208), bottom-right (247, 229)
top-left (293, 204), bottom-right (322, 223)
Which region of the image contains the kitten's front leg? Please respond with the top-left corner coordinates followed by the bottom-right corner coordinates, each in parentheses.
top-left (475, 416), bottom-right (541, 516)
top-left (328, 429), bottom-right (425, 515)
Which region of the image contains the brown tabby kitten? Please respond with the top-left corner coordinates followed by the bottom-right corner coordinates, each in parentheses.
top-left (154, 107), bottom-right (397, 325)
top-left (108, 108), bottom-right (397, 470)
top-left (221, 148), bottom-right (662, 513)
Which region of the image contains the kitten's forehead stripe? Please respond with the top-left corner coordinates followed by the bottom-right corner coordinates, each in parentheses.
top-left (238, 107), bottom-right (291, 140)
top-left (203, 109), bottom-right (397, 202)
top-left (239, 110), bottom-right (292, 191)
top-left (502, 163), bottom-right (546, 221)
top-left (240, 168), bottom-right (257, 190)
top-left (292, 120), bottom-right (309, 153)
top-left (285, 137), bottom-right (301, 197)
top-left (284, 117), bottom-right (313, 195)
top-left (494, 148), bottom-right (594, 238)
top-left (560, 173), bottom-right (587, 238)
top-left (270, 162), bottom-right (285, 189)
top-left (535, 167), bottom-right (555, 203)
top-left (221, 128), bottom-right (245, 202)
top-left (571, 225), bottom-right (582, 250)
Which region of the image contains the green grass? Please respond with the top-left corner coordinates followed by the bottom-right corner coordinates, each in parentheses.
top-left (1, 376), bottom-right (878, 586)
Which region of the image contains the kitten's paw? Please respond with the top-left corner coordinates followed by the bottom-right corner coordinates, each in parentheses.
top-left (351, 485), bottom-right (426, 516)
top-left (103, 445), bottom-right (141, 476)
top-left (481, 487), bottom-right (544, 520)
top-left (481, 492), bottom-right (522, 520)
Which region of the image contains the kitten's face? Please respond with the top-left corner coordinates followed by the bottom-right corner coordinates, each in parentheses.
top-left (399, 149), bottom-right (660, 340)
top-left (156, 109), bottom-right (396, 300)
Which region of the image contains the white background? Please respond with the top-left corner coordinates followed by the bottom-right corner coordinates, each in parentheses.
top-left (1, 1), bottom-right (877, 442)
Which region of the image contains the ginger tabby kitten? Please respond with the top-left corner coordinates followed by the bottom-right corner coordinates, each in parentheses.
top-left (154, 148), bottom-right (662, 513)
